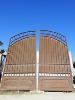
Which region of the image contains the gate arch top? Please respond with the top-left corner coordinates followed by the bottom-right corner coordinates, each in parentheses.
top-left (9, 31), bottom-right (36, 46)
top-left (40, 30), bottom-right (67, 46)
top-left (9, 30), bottom-right (67, 47)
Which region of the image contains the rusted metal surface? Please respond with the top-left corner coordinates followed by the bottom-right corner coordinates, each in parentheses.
top-left (1, 30), bottom-right (73, 91)
top-left (39, 30), bottom-right (73, 91)
top-left (1, 31), bottom-right (36, 90)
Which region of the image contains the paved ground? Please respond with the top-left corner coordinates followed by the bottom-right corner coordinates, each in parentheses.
top-left (0, 92), bottom-right (75, 100)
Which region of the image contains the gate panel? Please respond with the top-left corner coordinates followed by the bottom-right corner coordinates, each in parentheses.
top-left (39, 30), bottom-right (73, 91)
top-left (1, 32), bottom-right (36, 90)
top-left (1, 30), bottom-right (73, 91)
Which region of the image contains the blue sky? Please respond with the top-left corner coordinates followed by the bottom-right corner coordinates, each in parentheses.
top-left (0, 0), bottom-right (75, 60)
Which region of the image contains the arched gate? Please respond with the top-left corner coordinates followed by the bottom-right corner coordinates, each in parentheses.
top-left (1, 30), bottom-right (73, 91)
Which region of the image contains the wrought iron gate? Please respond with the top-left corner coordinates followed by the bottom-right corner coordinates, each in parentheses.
top-left (39, 30), bottom-right (73, 91)
top-left (2, 31), bottom-right (36, 90)
top-left (1, 30), bottom-right (73, 91)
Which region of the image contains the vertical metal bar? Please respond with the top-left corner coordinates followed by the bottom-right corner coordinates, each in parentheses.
top-left (59, 41), bottom-right (61, 75)
top-left (41, 36), bottom-right (43, 73)
top-left (32, 37), bottom-right (34, 75)
top-left (62, 45), bottom-right (65, 75)
top-left (52, 39), bottom-right (55, 74)
top-left (45, 37), bottom-right (47, 75)
top-left (54, 39), bottom-right (57, 74)
top-left (51, 38), bottom-right (53, 74)
top-left (27, 37), bottom-right (29, 76)
top-left (56, 40), bottom-right (58, 75)
top-left (50, 37), bottom-right (52, 74)
top-left (49, 37), bottom-right (50, 75)
top-left (26, 38), bottom-right (28, 76)
top-left (27, 37), bottom-right (29, 75)
top-left (63, 45), bottom-right (66, 76)
top-left (32, 37), bottom-right (33, 74)
top-left (54, 40), bottom-right (55, 74)
top-left (24, 38), bottom-right (26, 75)
top-left (30, 37), bottom-right (31, 75)
top-left (47, 37), bottom-right (49, 74)
top-left (21, 39), bottom-right (23, 73)
top-left (14, 44), bottom-right (15, 74)
top-left (44, 37), bottom-right (45, 76)
top-left (39, 35), bottom-right (41, 73)
top-left (45, 37), bottom-right (48, 76)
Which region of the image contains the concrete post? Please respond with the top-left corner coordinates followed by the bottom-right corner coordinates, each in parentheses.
top-left (69, 51), bottom-right (75, 89)
top-left (69, 52), bottom-right (73, 73)
top-left (36, 51), bottom-right (39, 92)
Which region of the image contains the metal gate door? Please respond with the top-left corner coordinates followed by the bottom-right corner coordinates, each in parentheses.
top-left (1, 31), bottom-right (36, 90)
top-left (39, 30), bottom-right (73, 91)
top-left (1, 30), bottom-right (73, 91)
